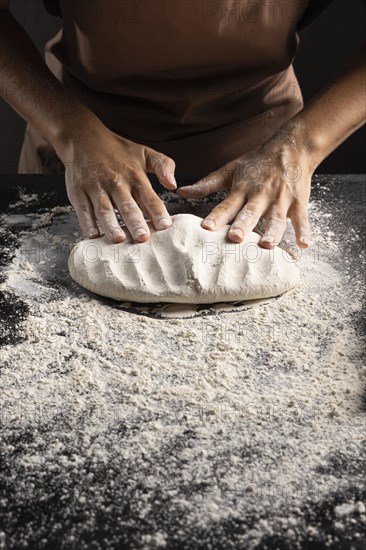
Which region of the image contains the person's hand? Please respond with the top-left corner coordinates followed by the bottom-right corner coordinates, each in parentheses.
top-left (177, 123), bottom-right (315, 249)
top-left (58, 120), bottom-right (177, 243)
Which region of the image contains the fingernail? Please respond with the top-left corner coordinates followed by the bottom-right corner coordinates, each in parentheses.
top-left (169, 174), bottom-right (177, 187)
top-left (300, 235), bottom-right (310, 246)
top-left (158, 217), bottom-right (172, 229)
top-left (230, 228), bottom-right (243, 239)
top-left (262, 235), bottom-right (274, 243)
top-left (88, 228), bottom-right (99, 239)
top-left (203, 218), bottom-right (216, 229)
top-left (112, 228), bottom-right (124, 241)
top-left (135, 228), bottom-right (148, 239)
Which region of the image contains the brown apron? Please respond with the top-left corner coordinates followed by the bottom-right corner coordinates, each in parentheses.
top-left (18, 0), bottom-right (309, 180)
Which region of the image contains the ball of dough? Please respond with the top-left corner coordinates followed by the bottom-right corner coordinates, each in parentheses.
top-left (68, 214), bottom-right (300, 304)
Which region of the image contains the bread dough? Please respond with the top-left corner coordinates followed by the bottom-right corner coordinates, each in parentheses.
top-left (68, 213), bottom-right (300, 303)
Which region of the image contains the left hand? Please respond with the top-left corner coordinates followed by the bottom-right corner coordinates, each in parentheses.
top-left (177, 125), bottom-right (315, 249)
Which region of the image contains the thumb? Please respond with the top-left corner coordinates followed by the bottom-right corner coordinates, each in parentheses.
top-left (176, 172), bottom-right (226, 199)
top-left (145, 149), bottom-right (177, 190)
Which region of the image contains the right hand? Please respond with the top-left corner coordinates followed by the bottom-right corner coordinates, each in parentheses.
top-left (58, 120), bottom-right (177, 243)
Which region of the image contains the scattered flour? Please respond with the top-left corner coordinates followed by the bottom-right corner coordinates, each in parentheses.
top-left (0, 179), bottom-right (365, 549)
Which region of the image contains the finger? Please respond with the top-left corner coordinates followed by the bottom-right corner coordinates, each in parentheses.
top-left (228, 200), bottom-right (267, 243)
top-left (177, 170), bottom-right (229, 199)
top-left (69, 191), bottom-right (100, 239)
top-left (145, 149), bottom-right (177, 190)
top-left (259, 207), bottom-right (288, 249)
top-left (289, 206), bottom-right (311, 249)
top-left (88, 191), bottom-right (126, 243)
top-left (115, 197), bottom-right (151, 243)
top-left (131, 176), bottom-right (173, 231)
top-left (201, 189), bottom-right (246, 230)
top-left (110, 178), bottom-right (152, 242)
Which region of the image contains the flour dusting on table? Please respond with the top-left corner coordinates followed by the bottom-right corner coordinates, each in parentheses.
top-left (0, 177), bottom-right (365, 550)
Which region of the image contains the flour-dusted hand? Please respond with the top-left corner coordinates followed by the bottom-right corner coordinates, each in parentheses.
top-left (0, 2), bottom-right (178, 245)
top-left (58, 121), bottom-right (177, 243)
top-left (177, 122), bottom-right (314, 249)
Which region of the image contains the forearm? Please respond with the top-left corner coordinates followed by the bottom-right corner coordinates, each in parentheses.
top-left (0, 8), bottom-right (102, 156)
top-left (286, 41), bottom-right (366, 167)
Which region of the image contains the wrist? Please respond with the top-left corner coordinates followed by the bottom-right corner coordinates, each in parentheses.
top-left (51, 107), bottom-right (105, 160)
top-left (272, 116), bottom-right (328, 171)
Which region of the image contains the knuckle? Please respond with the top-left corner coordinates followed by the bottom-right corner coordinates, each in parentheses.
top-left (132, 180), bottom-right (148, 194)
top-left (205, 169), bottom-right (218, 180)
top-left (235, 207), bottom-right (259, 224)
top-left (100, 172), bottom-right (120, 193)
top-left (117, 163), bottom-right (141, 185)
top-left (268, 211), bottom-right (286, 224)
top-left (146, 202), bottom-right (163, 213)
top-left (97, 205), bottom-right (112, 218)
top-left (75, 209), bottom-right (88, 226)
top-left (216, 202), bottom-right (232, 214)
top-left (155, 195), bottom-right (165, 207)
top-left (292, 210), bottom-right (309, 224)
top-left (187, 183), bottom-right (204, 194)
top-left (150, 153), bottom-right (175, 176)
top-left (66, 185), bottom-right (81, 204)
top-left (242, 207), bottom-right (257, 218)
top-left (145, 195), bottom-right (165, 210)
top-left (150, 154), bottom-right (165, 169)
top-left (124, 173), bottom-right (139, 187)
top-left (291, 198), bottom-right (307, 211)
top-left (163, 156), bottom-right (175, 173)
top-left (109, 178), bottom-right (126, 194)
top-left (119, 199), bottom-right (138, 214)
top-left (268, 219), bottom-right (286, 233)
top-left (128, 217), bottom-right (146, 231)
top-left (275, 218), bottom-right (287, 227)
top-left (76, 181), bottom-right (88, 195)
top-left (205, 177), bottom-right (220, 189)
top-left (80, 177), bottom-right (102, 195)
top-left (76, 203), bottom-right (91, 217)
top-left (167, 156), bottom-right (176, 170)
top-left (72, 197), bottom-right (87, 215)
top-left (232, 179), bottom-right (246, 190)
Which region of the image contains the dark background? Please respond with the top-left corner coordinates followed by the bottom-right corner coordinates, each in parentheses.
top-left (0, 0), bottom-right (365, 174)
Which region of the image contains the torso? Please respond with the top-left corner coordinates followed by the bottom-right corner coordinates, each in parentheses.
top-left (22, 1), bottom-right (328, 177)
